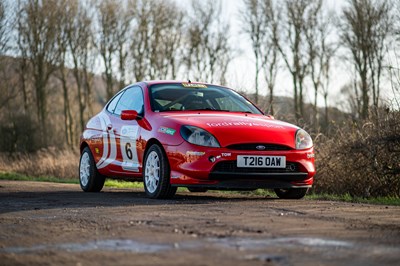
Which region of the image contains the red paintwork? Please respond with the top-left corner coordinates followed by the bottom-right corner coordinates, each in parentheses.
top-left (80, 81), bottom-right (315, 190)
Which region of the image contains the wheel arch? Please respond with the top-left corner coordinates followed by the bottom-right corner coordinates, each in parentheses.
top-left (143, 138), bottom-right (172, 172)
top-left (80, 141), bottom-right (89, 154)
top-left (144, 138), bottom-right (168, 160)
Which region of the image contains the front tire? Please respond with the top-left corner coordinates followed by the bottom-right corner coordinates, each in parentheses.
top-left (79, 147), bottom-right (105, 192)
top-left (143, 144), bottom-right (177, 199)
top-left (274, 188), bottom-right (308, 199)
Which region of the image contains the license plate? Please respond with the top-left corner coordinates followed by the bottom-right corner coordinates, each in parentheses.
top-left (237, 155), bottom-right (286, 168)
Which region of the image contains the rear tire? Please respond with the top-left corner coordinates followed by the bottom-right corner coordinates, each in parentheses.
top-left (79, 147), bottom-right (105, 192)
top-left (143, 144), bottom-right (177, 199)
top-left (274, 188), bottom-right (308, 199)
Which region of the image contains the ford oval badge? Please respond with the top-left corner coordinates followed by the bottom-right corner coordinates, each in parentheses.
top-left (256, 145), bottom-right (266, 150)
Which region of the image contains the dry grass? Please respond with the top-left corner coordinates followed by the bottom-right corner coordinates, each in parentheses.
top-left (0, 147), bottom-right (79, 179)
top-left (314, 110), bottom-right (400, 198)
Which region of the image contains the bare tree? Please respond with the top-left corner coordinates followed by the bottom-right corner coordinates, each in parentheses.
top-left (0, 0), bottom-right (9, 53)
top-left (55, 2), bottom-right (71, 146)
top-left (65, 0), bottom-right (95, 133)
top-left (130, 0), bottom-right (184, 81)
top-left (274, 0), bottom-right (315, 120)
top-left (17, 0), bottom-right (63, 145)
top-left (0, 1), bottom-right (18, 111)
top-left (340, 0), bottom-right (393, 119)
top-left (116, 0), bottom-right (134, 88)
top-left (185, 0), bottom-right (232, 84)
top-left (16, 32), bottom-right (30, 112)
top-left (387, 1), bottom-right (400, 109)
top-left (261, 0), bottom-right (280, 115)
top-left (304, 0), bottom-right (336, 127)
top-left (96, 0), bottom-right (133, 100)
top-left (149, 1), bottom-right (184, 80)
top-left (241, 0), bottom-right (266, 104)
top-left (130, 0), bottom-right (151, 82)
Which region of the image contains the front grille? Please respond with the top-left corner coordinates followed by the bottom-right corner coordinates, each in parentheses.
top-left (212, 161), bottom-right (299, 174)
top-left (226, 143), bottom-right (292, 151)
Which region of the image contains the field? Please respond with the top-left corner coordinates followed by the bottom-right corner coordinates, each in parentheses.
top-left (1, 180), bottom-right (400, 265)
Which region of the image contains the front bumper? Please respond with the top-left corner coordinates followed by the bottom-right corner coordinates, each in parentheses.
top-left (164, 142), bottom-right (315, 190)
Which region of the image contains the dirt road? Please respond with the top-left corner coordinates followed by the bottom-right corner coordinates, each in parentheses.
top-left (0, 180), bottom-right (399, 265)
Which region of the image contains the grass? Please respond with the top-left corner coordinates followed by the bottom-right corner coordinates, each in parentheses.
top-left (0, 171), bottom-right (142, 188)
top-left (0, 171), bottom-right (78, 184)
top-left (104, 179), bottom-right (143, 189)
top-left (0, 171), bottom-right (399, 206)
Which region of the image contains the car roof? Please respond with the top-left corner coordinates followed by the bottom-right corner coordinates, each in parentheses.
top-left (142, 80), bottom-right (211, 87)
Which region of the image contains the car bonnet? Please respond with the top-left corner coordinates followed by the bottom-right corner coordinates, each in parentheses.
top-left (161, 112), bottom-right (299, 149)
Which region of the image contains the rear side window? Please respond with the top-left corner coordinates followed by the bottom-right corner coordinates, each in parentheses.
top-left (114, 86), bottom-right (144, 115)
top-left (106, 91), bottom-right (124, 113)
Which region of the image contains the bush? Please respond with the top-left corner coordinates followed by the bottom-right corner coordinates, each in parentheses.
top-left (314, 110), bottom-right (400, 198)
top-left (0, 114), bottom-right (41, 153)
top-left (0, 147), bottom-right (78, 180)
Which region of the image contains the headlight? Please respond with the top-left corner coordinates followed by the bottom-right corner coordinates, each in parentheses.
top-left (296, 129), bottom-right (313, 150)
top-left (180, 126), bottom-right (220, 147)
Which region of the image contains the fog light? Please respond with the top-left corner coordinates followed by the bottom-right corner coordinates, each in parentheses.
top-left (287, 164), bottom-right (296, 172)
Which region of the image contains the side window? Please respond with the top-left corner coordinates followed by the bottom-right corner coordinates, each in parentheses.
top-left (114, 86), bottom-right (144, 116)
top-left (106, 91), bottom-right (124, 113)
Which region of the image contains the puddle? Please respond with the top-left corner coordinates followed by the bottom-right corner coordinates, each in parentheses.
top-left (2, 236), bottom-right (399, 261)
top-left (0, 237), bottom-right (355, 254)
top-left (209, 236), bottom-right (353, 250)
top-left (1, 239), bottom-right (174, 254)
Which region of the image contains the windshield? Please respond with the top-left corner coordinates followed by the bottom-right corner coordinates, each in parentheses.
top-left (149, 83), bottom-right (262, 114)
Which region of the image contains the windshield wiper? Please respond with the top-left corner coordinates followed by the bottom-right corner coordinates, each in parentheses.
top-left (190, 108), bottom-right (233, 112)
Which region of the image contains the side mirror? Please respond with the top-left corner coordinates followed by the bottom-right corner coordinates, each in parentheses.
top-left (121, 110), bottom-right (140, 120)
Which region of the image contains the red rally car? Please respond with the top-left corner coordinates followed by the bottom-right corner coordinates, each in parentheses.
top-left (79, 81), bottom-right (315, 199)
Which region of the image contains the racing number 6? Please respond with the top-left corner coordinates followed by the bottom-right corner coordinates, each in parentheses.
top-left (125, 142), bottom-right (133, 160)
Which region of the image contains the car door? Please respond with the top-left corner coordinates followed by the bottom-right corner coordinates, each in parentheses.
top-left (95, 90), bottom-right (124, 173)
top-left (112, 86), bottom-right (144, 175)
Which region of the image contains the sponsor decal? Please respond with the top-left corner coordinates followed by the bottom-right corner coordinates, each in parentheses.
top-left (121, 125), bottom-right (139, 138)
top-left (186, 151), bottom-right (205, 156)
top-left (158, 126), bottom-right (176, 135)
top-left (122, 161), bottom-right (140, 172)
top-left (206, 121), bottom-right (284, 129)
top-left (95, 148), bottom-right (100, 154)
top-left (221, 153), bottom-right (231, 157)
top-left (307, 153), bottom-right (315, 159)
top-left (182, 83), bottom-right (207, 88)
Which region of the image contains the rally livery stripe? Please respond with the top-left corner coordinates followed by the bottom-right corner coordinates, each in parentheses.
top-left (96, 114), bottom-right (109, 169)
top-left (98, 130), bottom-right (117, 169)
top-left (96, 113), bottom-right (117, 170)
